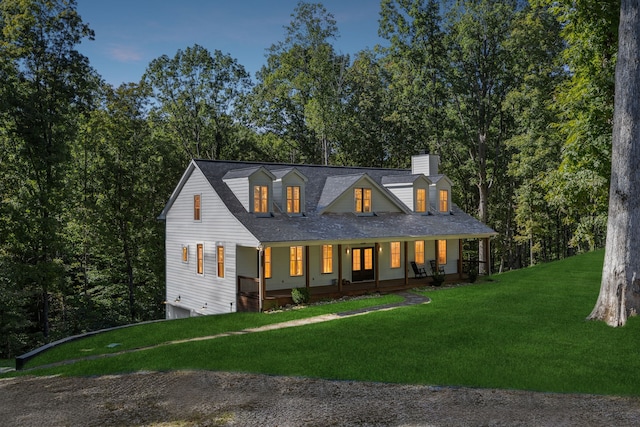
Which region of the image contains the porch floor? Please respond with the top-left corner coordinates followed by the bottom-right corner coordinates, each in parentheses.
top-left (263, 274), bottom-right (466, 309)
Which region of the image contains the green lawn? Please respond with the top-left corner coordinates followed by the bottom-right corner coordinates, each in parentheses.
top-left (10, 250), bottom-right (640, 396)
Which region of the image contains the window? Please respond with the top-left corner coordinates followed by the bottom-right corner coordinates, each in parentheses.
top-left (194, 195), bottom-right (201, 220)
top-left (439, 190), bottom-right (449, 212)
top-left (416, 188), bottom-right (426, 212)
top-left (364, 248), bottom-right (373, 270)
top-left (182, 245), bottom-right (189, 263)
top-left (322, 245), bottom-right (333, 273)
top-left (354, 188), bottom-right (372, 213)
top-left (196, 243), bottom-right (204, 274)
top-left (254, 185), bottom-right (268, 213)
top-left (390, 242), bottom-right (401, 268)
top-left (438, 240), bottom-right (447, 265)
top-left (287, 186), bottom-right (301, 213)
top-left (415, 241), bottom-right (425, 265)
top-left (290, 246), bottom-right (303, 276)
top-left (264, 247), bottom-right (272, 279)
top-left (217, 246), bottom-right (224, 278)
top-left (352, 248), bottom-right (361, 271)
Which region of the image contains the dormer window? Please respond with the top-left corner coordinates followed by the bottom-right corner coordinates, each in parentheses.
top-left (253, 185), bottom-right (269, 213)
top-left (416, 188), bottom-right (427, 213)
top-left (287, 186), bottom-right (301, 213)
top-left (439, 190), bottom-right (449, 212)
top-left (354, 188), bottom-right (372, 213)
top-left (194, 195), bottom-right (201, 220)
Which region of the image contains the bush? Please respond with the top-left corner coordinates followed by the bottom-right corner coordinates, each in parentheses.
top-left (466, 265), bottom-right (478, 283)
top-left (291, 287), bottom-right (310, 305)
top-left (432, 271), bottom-right (446, 287)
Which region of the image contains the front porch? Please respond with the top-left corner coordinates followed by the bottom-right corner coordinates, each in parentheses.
top-left (239, 271), bottom-right (474, 312)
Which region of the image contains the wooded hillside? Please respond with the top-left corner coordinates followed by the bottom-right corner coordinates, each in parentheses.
top-left (0, 0), bottom-right (620, 357)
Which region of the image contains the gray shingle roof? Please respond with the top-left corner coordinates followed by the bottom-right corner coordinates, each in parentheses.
top-left (193, 159), bottom-right (496, 244)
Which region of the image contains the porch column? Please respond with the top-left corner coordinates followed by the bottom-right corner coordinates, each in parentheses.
top-left (338, 244), bottom-right (343, 292)
top-left (434, 240), bottom-right (440, 270)
top-left (458, 239), bottom-right (463, 279)
top-left (483, 238), bottom-right (491, 275)
top-left (404, 241), bottom-right (409, 286)
top-left (375, 242), bottom-right (380, 289)
top-left (305, 245), bottom-right (310, 289)
top-left (258, 247), bottom-right (265, 312)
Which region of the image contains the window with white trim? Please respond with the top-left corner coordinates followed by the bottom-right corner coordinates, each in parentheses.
top-left (415, 241), bottom-right (424, 265)
top-left (322, 245), bottom-right (333, 273)
top-left (196, 243), bottom-right (204, 275)
top-left (354, 188), bottom-right (372, 213)
top-left (391, 241), bottom-right (400, 268)
top-left (290, 246), bottom-right (303, 276)
top-left (217, 246), bottom-right (224, 278)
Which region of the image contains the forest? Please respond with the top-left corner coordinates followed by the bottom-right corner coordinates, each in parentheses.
top-left (0, 0), bottom-right (620, 358)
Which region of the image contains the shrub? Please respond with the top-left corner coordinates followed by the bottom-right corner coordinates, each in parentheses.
top-left (432, 271), bottom-right (446, 287)
top-left (291, 287), bottom-right (310, 305)
top-left (466, 265), bottom-right (478, 283)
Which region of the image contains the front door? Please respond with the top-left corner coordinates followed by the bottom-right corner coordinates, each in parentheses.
top-left (352, 247), bottom-right (374, 282)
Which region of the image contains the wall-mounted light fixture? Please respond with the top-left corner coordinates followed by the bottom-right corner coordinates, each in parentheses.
top-left (345, 247), bottom-right (350, 255)
top-left (175, 295), bottom-right (181, 303)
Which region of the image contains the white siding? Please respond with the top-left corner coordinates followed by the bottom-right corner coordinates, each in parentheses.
top-left (265, 246), bottom-right (306, 290)
top-left (165, 168), bottom-right (258, 317)
top-left (412, 154), bottom-right (439, 175)
top-left (308, 245), bottom-right (338, 287)
top-left (272, 180), bottom-right (283, 210)
top-left (385, 185), bottom-right (414, 211)
top-left (378, 242), bottom-right (402, 281)
top-left (224, 177), bottom-right (250, 211)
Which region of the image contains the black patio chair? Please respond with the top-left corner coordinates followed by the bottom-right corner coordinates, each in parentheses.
top-left (410, 261), bottom-right (428, 278)
top-left (429, 260), bottom-right (445, 275)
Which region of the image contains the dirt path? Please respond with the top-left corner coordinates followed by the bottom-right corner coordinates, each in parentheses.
top-left (4, 292), bottom-right (640, 425)
top-left (2, 370), bottom-right (640, 426)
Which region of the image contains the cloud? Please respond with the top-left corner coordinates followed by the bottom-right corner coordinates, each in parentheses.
top-left (107, 45), bottom-right (144, 63)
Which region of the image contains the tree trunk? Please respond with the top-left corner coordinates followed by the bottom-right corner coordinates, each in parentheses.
top-left (478, 132), bottom-right (489, 274)
top-left (588, 0), bottom-right (640, 327)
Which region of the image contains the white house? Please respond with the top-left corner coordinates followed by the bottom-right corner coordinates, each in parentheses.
top-left (158, 154), bottom-right (497, 318)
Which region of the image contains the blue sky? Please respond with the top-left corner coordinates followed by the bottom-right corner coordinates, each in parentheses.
top-left (76, 0), bottom-right (386, 87)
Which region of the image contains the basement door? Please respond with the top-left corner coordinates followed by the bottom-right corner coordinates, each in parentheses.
top-left (352, 247), bottom-right (374, 282)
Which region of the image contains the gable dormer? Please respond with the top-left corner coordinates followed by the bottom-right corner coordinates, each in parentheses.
top-left (223, 166), bottom-right (276, 215)
top-left (318, 173), bottom-right (410, 215)
top-left (430, 175), bottom-right (453, 214)
top-left (411, 152), bottom-right (453, 214)
top-left (272, 168), bottom-right (308, 215)
top-left (382, 174), bottom-right (432, 214)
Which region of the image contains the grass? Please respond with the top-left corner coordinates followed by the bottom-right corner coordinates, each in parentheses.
top-left (8, 250), bottom-right (640, 396)
top-left (19, 293), bottom-right (404, 368)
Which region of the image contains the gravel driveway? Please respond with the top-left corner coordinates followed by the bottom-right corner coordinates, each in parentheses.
top-left (2, 370), bottom-right (640, 426)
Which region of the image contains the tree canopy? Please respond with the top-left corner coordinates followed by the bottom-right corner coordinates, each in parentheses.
top-left (0, 0), bottom-right (624, 357)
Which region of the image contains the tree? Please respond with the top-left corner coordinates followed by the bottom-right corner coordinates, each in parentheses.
top-left (543, 0), bottom-right (619, 252)
top-left (73, 83), bottom-right (176, 324)
top-left (378, 0), bottom-right (447, 160)
top-left (588, 0), bottom-right (640, 327)
top-left (144, 44), bottom-right (251, 161)
top-left (248, 1), bottom-right (348, 164)
top-left (334, 50), bottom-right (391, 167)
top-left (0, 0), bottom-right (95, 341)
top-left (442, 0), bottom-right (520, 272)
top-left (504, 4), bottom-right (566, 268)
